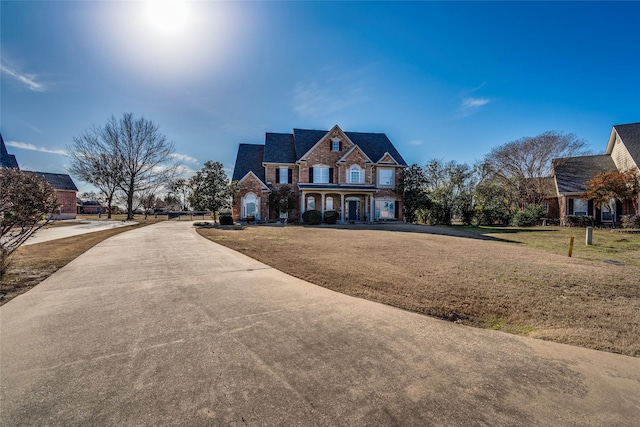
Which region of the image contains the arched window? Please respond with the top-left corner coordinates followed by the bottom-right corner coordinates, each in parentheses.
top-left (349, 165), bottom-right (362, 183)
top-left (307, 196), bottom-right (315, 210)
top-left (326, 196), bottom-right (333, 211)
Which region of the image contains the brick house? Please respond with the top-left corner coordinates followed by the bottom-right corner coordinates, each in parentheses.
top-left (1, 133), bottom-right (78, 219)
top-left (231, 125), bottom-right (407, 223)
top-left (551, 122), bottom-right (640, 225)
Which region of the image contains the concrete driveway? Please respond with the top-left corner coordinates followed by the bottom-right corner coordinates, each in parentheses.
top-left (24, 220), bottom-right (137, 245)
top-left (1, 221), bottom-right (639, 426)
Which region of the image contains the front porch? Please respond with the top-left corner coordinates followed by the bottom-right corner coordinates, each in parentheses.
top-left (299, 185), bottom-right (399, 223)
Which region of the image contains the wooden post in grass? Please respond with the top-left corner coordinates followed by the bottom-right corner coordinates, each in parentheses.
top-left (586, 226), bottom-right (593, 245)
top-left (568, 236), bottom-right (574, 257)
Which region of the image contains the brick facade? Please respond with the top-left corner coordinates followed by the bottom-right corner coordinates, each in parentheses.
top-left (232, 126), bottom-right (407, 223)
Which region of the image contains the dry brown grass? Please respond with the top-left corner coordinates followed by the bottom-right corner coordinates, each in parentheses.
top-left (0, 216), bottom-right (166, 305)
top-left (198, 224), bottom-right (640, 357)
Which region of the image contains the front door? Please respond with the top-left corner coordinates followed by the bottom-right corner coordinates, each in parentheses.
top-left (348, 200), bottom-right (358, 221)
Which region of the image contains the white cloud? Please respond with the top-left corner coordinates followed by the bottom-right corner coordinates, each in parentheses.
top-left (462, 98), bottom-right (490, 108)
top-left (171, 153), bottom-right (199, 164)
top-left (0, 63), bottom-right (46, 92)
top-left (6, 141), bottom-right (67, 156)
top-left (409, 139), bottom-right (424, 146)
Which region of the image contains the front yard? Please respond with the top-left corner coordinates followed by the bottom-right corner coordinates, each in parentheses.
top-left (198, 224), bottom-right (640, 357)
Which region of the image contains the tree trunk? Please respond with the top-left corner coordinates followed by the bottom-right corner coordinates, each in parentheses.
top-left (126, 178), bottom-right (135, 220)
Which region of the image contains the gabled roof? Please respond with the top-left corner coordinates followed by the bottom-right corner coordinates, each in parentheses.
top-left (27, 171), bottom-right (78, 191)
top-left (1, 132), bottom-right (20, 169)
top-left (232, 143), bottom-right (265, 183)
top-left (608, 122), bottom-right (640, 165)
top-left (344, 131), bottom-right (407, 166)
top-left (337, 144), bottom-right (373, 163)
top-left (292, 129), bottom-right (330, 160)
top-left (263, 133), bottom-right (296, 164)
top-left (552, 155), bottom-right (618, 194)
top-left (291, 127), bottom-right (407, 165)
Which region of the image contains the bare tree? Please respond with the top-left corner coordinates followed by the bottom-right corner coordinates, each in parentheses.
top-left (68, 127), bottom-right (122, 219)
top-left (69, 113), bottom-right (179, 220)
top-left (484, 131), bottom-right (589, 205)
top-left (1, 169), bottom-right (59, 278)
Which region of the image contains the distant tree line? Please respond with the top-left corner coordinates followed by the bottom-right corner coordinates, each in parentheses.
top-left (401, 131), bottom-right (590, 226)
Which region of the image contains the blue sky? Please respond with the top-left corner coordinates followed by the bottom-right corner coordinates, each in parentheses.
top-left (2, 1), bottom-right (639, 193)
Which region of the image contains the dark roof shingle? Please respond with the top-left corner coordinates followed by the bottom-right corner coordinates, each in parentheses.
top-left (1, 132), bottom-right (20, 169)
top-left (552, 155), bottom-right (618, 194)
top-left (27, 172), bottom-right (78, 191)
top-left (232, 144), bottom-right (265, 183)
top-left (613, 122), bottom-right (640, 165)
top-left (264, 133), bottom-right (296, 164)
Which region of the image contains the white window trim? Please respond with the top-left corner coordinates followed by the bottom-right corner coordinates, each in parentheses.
top-left (326, 196), bottom-right (334, 211)
top-left (374, 197), bottom-right (396, 220)
top-left (242, 193), bottom-right (259, 219)
top-left (331, 140), bottom-right (340, 152)
top-left (307, 196), bottom-right (316, 210)
top-left (278, 167), bottom-right (288, 184)
top-left (349, 165), bottom-right (363, 184)
top-left (377, 168), bottom-right (394, 187)
top-left (313, 165), bottom-right (329, 184)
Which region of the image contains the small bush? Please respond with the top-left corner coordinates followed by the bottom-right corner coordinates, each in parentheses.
top-left (219, 215), bottom-right (234, 225)
top-left (302, 209), bottom-right (322, 225)
top-left (511, 204), bottom-right (545, 227)
top-left (621, 215), bottom-right (640, 229)
top-left (324, 210), bottom-right (339, 224)
top-left (193, 221), bottom-right (211, 227)
top-left (564, 215), bottom-right (594, 227)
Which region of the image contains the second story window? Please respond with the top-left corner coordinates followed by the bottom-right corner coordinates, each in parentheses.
top-left (312, 166), bottom-right (329, 183)
top-left (278, 167), bottom-right (290, 184)
top-left (331, 140), bottom-right (341, 151)
top-left (378, 168), bottom-right (394, 187)
top-left (349, 165), bottom-right (362, 183)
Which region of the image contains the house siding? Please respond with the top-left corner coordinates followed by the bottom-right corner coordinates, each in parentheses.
top-left (611, 135), bottom-right (638, 171)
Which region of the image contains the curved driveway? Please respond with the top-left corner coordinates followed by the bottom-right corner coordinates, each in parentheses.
top-left (1, 221), bottom-right (639, 426)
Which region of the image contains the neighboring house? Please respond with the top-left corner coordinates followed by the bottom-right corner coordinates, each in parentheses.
top-left (551, 122), bottom-right (640, 225)
top-left (232, 125), bottom-right (407, 223)
top-left (1, 132), bottom-right (79, 219)
top-left (78, 200), bottom-right (104, 214)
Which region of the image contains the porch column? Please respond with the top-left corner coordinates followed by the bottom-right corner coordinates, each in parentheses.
top-left (321, 193), bottom-right (325, 222)
top-left (340, 194), bottom-right (345, 223)
top-left (370, 195), bottom-right (375, 223)
top-left (300, 191), bottom-right (306, 218)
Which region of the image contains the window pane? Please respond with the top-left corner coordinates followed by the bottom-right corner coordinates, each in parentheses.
top-left (279, 168), bottom-right (288, 184)
top-left (246, 202), bottom-right (255, 216)
top-left (326, 197), bottom-right (333, 211)
top-left (314, 167), bottom-right (329, 183)
top-left (379, 169), bottom-right (393, 185)
top-left (307, 196), bottom-right (315, 210)
top-left (573, 199), bottom-right (587, 216)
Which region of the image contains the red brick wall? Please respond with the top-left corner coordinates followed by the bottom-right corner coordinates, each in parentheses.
top-left (53, 190), bottom-right (77, 219)
top-left (233, 175), bottom-right (269, 221)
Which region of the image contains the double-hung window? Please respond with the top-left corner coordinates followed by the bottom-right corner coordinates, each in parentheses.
top-left (278, 167), bottom-right (289, 184)
top-left (313, 167), bottom-right (329, 183)
top-left (378, 168), bottom-right (394, 187)
top-left (572, 199), bottom-right (588, 216)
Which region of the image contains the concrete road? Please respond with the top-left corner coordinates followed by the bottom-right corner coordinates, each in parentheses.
top-left (24, 220), bottom-right (137, 245)
top-left (1, 221), bottom-right (639, 426)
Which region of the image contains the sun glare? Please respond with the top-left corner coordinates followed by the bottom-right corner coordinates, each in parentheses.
top-left (145, 0), bottom-right (189, 36)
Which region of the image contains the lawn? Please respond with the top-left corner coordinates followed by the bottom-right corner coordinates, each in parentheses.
top-left (197, 224), bottom-right (640, 357)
